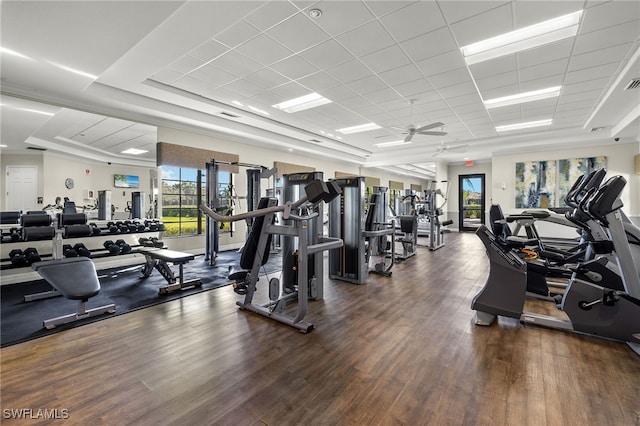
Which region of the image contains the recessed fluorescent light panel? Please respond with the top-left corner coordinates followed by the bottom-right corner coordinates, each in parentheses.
top-left (375, 140), bottom-right (411, 148)
top-left (484, 86), bottom-right (562, 109)
top-left (121, 148), bottom-right (148, 155)
top-left (337, 122), bottom-right (381, 134)
top-left (461, 10), bottom-right (583, 65)
top-left (272, 92), bottom-right (331, 113)
top-left (495, 119), bottom-right (552, 132)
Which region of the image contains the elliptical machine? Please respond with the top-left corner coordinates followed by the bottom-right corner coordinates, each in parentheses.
top-left (471, 175), bottom-right (640, 355)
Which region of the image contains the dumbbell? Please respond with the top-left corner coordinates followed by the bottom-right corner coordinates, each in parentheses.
top-left (23, 247), bottom-right (41, 264)
top-left (103, 240), bottom-right (121, 255)
top-left (114, 239), bottom-right (132, 254)
top-left (63, 244), bottom-right (78, 258)
top-left (9, 228), bottom-right (21, 241)
top-left (107, 222), bottom-right (119, 234)
top-left (73, 243), bottom-right (91, 258)
top-left (9, 249), bottom-right (28, 267)
top-left (135, 222), bottom-right (146, 232)
top-left (89, 223), bottom-right (102, 236)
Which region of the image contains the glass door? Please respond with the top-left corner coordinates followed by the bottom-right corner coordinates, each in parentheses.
top-left (459, 174), bottom-right (485, 231)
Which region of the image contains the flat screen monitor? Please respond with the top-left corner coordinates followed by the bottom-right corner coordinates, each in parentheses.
top-left (114, 174), bottom-right (139, 188)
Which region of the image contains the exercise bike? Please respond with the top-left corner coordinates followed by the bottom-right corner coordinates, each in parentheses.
top-left (472, 175), bottom-right (640, 355)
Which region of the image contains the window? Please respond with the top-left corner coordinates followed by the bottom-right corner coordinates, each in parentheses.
top-left (161, 166), bottom-right (201, 236)
top-left (161, 166), bottom-right (233, 236)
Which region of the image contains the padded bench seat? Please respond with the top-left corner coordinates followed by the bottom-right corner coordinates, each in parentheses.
top-left (31, 257), bottom-right (115, 329)
top-left (137, 247), bottom-right (202, 294)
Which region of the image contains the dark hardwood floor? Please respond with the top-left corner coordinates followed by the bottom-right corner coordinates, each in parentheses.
top-left (2, 232), bottom-right (639, 425)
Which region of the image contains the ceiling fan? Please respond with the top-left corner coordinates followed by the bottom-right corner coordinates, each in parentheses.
top-left (391, 99), bottom-right (448, 142)
top-left (432, 141), bottom-right (469, 157)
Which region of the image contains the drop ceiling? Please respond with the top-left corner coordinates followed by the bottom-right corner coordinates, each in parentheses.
top-left (1, 1), bottom-right (639, 179)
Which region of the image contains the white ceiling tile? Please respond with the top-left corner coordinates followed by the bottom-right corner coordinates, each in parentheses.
top-left (438, 1), bottom-right (507, 24)
top-left (475, 71), bottom-right (518, 92)
top-left (325, 60), bottom-right (373, 84)
top-left (445, 94), bottom-right (478, 107)
top-left (401, 27), bottom-right (457, 62)
top-left (555, 100), bottom-right (595, 111)
top-left (450, 4), bottom-right (513, 46)
top-left (150, 68), bottom-right (182, 84)
top-left (488, 108), bottom-right (522, 122)
top-left (270, 55), bottom-right (318, 81)
top-left (365, 87), bottom-right (400, 104)
top-left (437, 81), bottom-right (477, 98)
top-left (581, 1), bottom-right (640, 34)
top-left (516, 38), bottom-right (573, 69)
top-left (513, 2), bottom-right (583, 29)
top-left (573, 20), bottom-right (640, 55)
top-left (307, 1), bottom-right (376, 36)
top-left (393, 79), bottom-right (434, 98)
top-left (336, 20), bottom-right (396, 57)
top-left (268, 81), bottom-right (310, 100)
top-left (379, 1), bottom-right (446, 42)
top-left (318, 84), bottom-right (358, 102)
top-left (222, 78), bottom-right (265, 98)
top-left (415, 49), bottom-right (467, 76)
top-left (519, 75), bottom-right (565, 92)
top-left (562, 77), bottom-right (610, 95)
top-left (366, 1), bottom-right (415, 18)
top-left (568, 43), bottom-right (632, 71)
top-left (214, 20), bottom-right (261, 48)
top-left (378, 64), bottom-right (423, 86)
top-left (467, 55), bottom-right (517, 80)
top-left (235, 34), bottom-right (293, 66)
top-left (297, 71), bottom-right (340, 92)
top-left (249, 90), bottom-right (293, 106)
top-left (266, 12), bottom-right (330, 53)
top-left (360, 45), bottom-right (411, 74)
top-left (188, 63), bottom-right (240, 86)
top-left (347, 75), bottom-right (388, 95)
top-left (564, 62), bottom-right (620, 85)
top-left (480, 84), bottom-right (520, 100)
top-left (521, 103), bottom-right (556, 116)
top-left (242, 68), bottom-right (291, 90)
top-left (189, 39), bottom-right (228, 62)
top-left (169, 55), bottom-right (206, 73)
top-left (210, 51), bottom-right (262, 77)
top-left (299, 39), bottom-right (354, 70)
top-left (557, 89), bottom-right (602, 104)
top-left (428, 68), bottom-right (472, 89)
top-left (171, 75), bottom-right (217, 94)
top-left (519, 58), bottom-right (569, 82)
top-left (243, 1), bottom-right (299, 31)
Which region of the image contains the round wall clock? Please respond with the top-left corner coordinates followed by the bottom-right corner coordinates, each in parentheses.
top-left (65, 178), bottom-right (74, 189)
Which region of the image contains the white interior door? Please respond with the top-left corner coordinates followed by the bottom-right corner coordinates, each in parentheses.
top-left (6, 165), bottom-right (38, 212)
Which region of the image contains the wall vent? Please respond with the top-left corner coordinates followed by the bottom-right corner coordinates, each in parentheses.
top-left (309, 139), bottom-right (323, 144)
top-left (26, 146), bottom-right (47, 151)
top-left (624, 78), bottom-right (640, 90)
top-left (220, 111), bottom-right (240, 118)
top-left (590, 126), bottom-right (607, 132)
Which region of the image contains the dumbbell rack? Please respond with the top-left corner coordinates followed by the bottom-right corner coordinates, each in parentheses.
top-left (1, 217), bottom-right (165, 285)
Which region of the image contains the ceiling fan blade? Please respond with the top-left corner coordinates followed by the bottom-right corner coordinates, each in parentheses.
top-left (404, 133), bottom-right (413, 142)
top-left (390, 126), bottom-right (406, 131)
top-left (415, 122), bottom-right (444, 133)
top-left (417, 131), bottom-right (448, 136)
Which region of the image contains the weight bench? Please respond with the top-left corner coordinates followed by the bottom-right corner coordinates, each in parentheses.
top-left (31, 257), bottom-right (116, 329)
top-left (137, 247), bottom-right (202, 294)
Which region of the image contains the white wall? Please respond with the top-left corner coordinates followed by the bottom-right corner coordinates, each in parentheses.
top-left (41, 152), bottom-right (153, 216)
